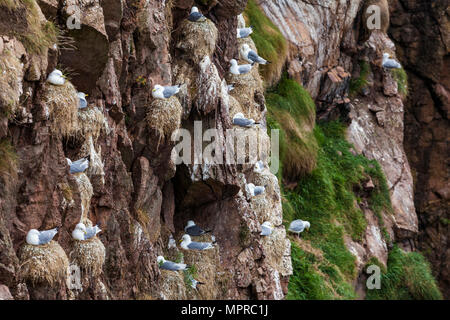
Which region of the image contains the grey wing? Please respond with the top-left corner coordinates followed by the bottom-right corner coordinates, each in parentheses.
top-left (254, 186), bottom-right (265, 196)
top-left (186, 225), bottom-right (204, 236)
top-left (163, 86), bottom-right (179, 98)
top-left (238, 64), bottom-right (252, 74)
top-left (85, 227), bottom-right (97, 240)
top-left (289, 220), bottom-right (305, 232)
top-left (239, 28), bottom-right (251, 38)
top-left (79, 98), bottom-right (87, 109)
top-left (38, 228), bottom-right (57, 244)
top-left (162, 261), bottom-right (186, 271)
top-left (247, 50), bottom-right (260, 63)
top-left (261, 226), bottom-right (272, 236)
top-left (70, 160), bottom-right (88, 173)
top-left (233, 118), bottom-right (254, 127)
top-left (188, 241), bottom-right (211, 250)
top-left (188, 12), bottom-right (204, 22)
top-left (384, 60), bottom-right (401, 69)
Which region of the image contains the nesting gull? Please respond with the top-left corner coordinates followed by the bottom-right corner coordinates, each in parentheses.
top-left (229, 59), bottom-right (253, 75)
top-left (246, 183), bottom-right (266, 197)
top-left (185, 220), bottom-right (211, 237)
top-left (186, 273), bottom-right (205, 289)
top-left (260, 221), bottom-right (273, 236)
top-left (168, 234), bottom-right (176, 249)
top-left (254, 160), bottom-right (265, 173)
top-left (180, 234), bottom-right (215, 251)
top-left (26, 228), bottom-right (58, 245)
top-left (72, 223), bottom-right (101, 241)
top-left (382, 53), bottom-right (402, 69)
top-left (77, 92), bottom-right (88, 109)
top-left (157, 256), bottom-right (189, 271)
top-left (237, 26), bottom-right (253, 39)
top-left (232, 113), bottom-right (258, 127)
top-left (66, 156), bottom-right (90, 174)
top-left (288, 219), bottom-right (310, 236)
top-left (241, 44), bottom-right (269, 65)
top-left (47, 69), bottom-right (66, 86)
top-left (188, 6), bottom-right (206, 22)
top-left (152, 84), bottom-right (181, 99)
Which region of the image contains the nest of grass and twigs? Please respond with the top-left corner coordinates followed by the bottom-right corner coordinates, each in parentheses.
top-left (70, 237), bottom-right (105, 277)
top-left (146, 96), bottom-right (182, 146)
top-left (77, 107), bottom-right (105, 142)
top-left (176, 19), bottom-right (218, 63)
top-left (42, 81), bottom-right (79, 138)
top-left (19, 241), bottom-right (69, 286)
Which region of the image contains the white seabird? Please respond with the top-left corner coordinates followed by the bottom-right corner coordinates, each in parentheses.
top-left (246, 183), bottom-right (266, 197)
top-left (382, 53), bottom-right (402, 69)
top-left (288, 219), bottom-right (310, 236)
top-left (157, 256), bottom-right (189, 271)
top-left (186, 273), bottom-right (205, 289)
top-left (188, 6), bottom-right (206, 22)
top-left (77, 92), bottom-right (88, 109)
top-left (241, 44), bottom-right (269, 65)
top-left (26, 228), bottom-right (58, 245)
top-left (47, 69), bottom-right (66, 85)
top-left (260, 221), bottom-right (273, 236)
top-left (229, 59), bottom-right (253, 75)
top-left (66, 156), bottom-right (90, 174)
top-left (180, 234), bottom-right (215, 251)
top-left (184, 220), bottom-right (211, 237)
top-left (237, 26), bottom-right (253, 39)
top-left (232, 112), bottom-right (258, 127)
top-left (254, 160), bottom-right (265, 173)
top-left (152, 84), bottom-right (181, 99)
top-left (72, 222), bottom-right (101, 241)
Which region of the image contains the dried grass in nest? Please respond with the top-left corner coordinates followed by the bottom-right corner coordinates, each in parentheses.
top-left (146, 96), bottom-right (182, 146)
top-left (70, 237), bottom-right (105, 277)
top-left (159, 269), bottom-right (187, 300)
top-left (19, 241), bottom-right (69, 286)
top-left (233, 127), bottom-right (271, 165)
top-left (176, 19), bottom-right (218, 63)
top-left (77, 107), bottom-right (105, 142)
top-left (42, 81), bottom-right (79, 138)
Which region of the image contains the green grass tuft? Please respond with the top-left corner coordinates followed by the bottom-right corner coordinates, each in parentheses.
top-left (244, 0), bottom-right (288, 86)
top-left (266, 75), bottom-right (318, 180)
top-left (392, 67), bottom-right (408, 96)
top-left (349, 61), bottom-right (371, 97)
top-left (366, 246), bottom-right (443, 300)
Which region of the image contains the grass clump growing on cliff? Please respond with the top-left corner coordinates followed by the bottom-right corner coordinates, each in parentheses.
top-left (349, 61), bottom-right (371, 96)
top-left (283, 121), bottom-right (393, 299)
top-left (266, 76), bottom-right (318, 181)
top-left (392, 68), bottom-right (408, 96)
top-left (244, 0), bottom-right (288, 86)
top-left (0, 138), bottom-right (18, 176)
top-left (366, 246), bottom-right (443, 300)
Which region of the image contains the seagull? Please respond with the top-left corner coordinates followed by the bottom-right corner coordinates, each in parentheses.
top-left (254, 160), bottom-right (265, 173)
top-left (246, 183), bottom-right (266, 197)
top-left (186, 273), bottom-right (205, 289)
top-left (241, 44), bottom-right (270, 65)
top-left (184, 220), bottom-right (211, 237)
top-left (152, 84), bottom-right (182, 99)
top-left (77, 92), bottom-right (88, 109)
top-left (229, 59), bottom-right (253, 75)
top-left (66, 156), bottom-right (90, 174)
top-left (157, 256), bottom-right (190, 271)
top-left (237, 26), bottom-right (253, 39)
top-left (227, 84), bottom-right (235, 92)
top-left (260, 221), bottom-right (273, 236)
top-left (232, 113), bottom-right (258, 127)
top-left (382, 53), bottom-right (402, 69)
top-left (72, 223), bottom-right (101, 241)
top-left (26, 228), bottom-right (58, 245)
top-left (188, 6), bottom-right (206, 22)
top-left (288, 219), bottom-right (310, 237)
top-left (180, 234), bottom-right (215, 251)
top-left (47, 69), bottom-right (66, 85)
top-left (168, 234), bottom-right (176, 249)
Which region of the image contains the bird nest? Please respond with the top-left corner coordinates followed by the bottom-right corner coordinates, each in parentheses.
top-left (146, 96), bottom-right (182, 146)
top-left (232, 127), bottom-right (271, 165)
top-left (76, 107), bottom-right (106, 142)
top-left (41, 81), bottom-right (79, 138)
top-left (176, 19), bottom-right (218, 63)
top-left (19, 241), bottom-right (69, 286)
top-left (158, 269), bottom-right (187, 300)
top-left (70, 237), bottom-right (105, 277)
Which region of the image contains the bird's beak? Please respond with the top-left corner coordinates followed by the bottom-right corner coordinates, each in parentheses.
top-left (84, 231), bottom-right (87, 234)
top-left (62, 75), bottom-right (67, 79)
top-left (152, 88), bottom-right (156, 92)
top-left (85, 94), bottom-right (88, 97)
top-left (179, 239), bottom-right (183, 243)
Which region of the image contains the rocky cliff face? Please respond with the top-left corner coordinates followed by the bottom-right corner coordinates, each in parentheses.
top-left (389, 0), bottom-right (449, 298)
top-left (0, 0), bottom-right (446, 300)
